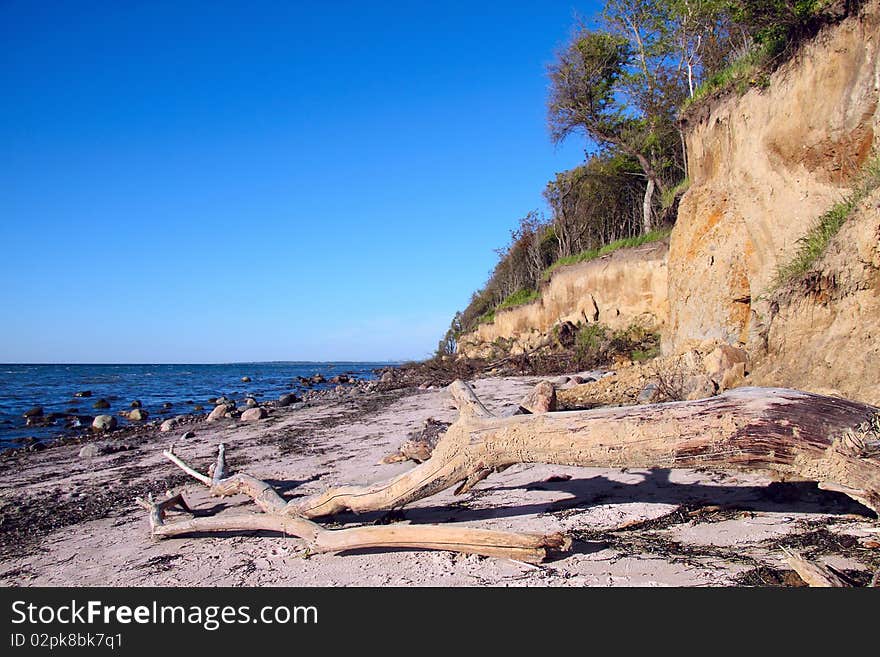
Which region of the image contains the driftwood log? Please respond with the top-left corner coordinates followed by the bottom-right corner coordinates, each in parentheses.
top-left (140, 381), bottom-right (880, 563)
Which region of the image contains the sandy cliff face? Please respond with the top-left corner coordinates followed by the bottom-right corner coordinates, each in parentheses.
top-left (457, 240), bottom-right (668, 358)
top-left (749, 190), bottom-right (880, 405)
top-left (458, 4), bottom-right (880, 398)
top-left (668, 3), bottom-right (880, 351)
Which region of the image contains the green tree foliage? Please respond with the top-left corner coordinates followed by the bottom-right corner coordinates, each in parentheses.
top-left (435, 311), bottom-right (463, 358)
top-left (544, 152), bottom-right (646, 260)
top-left (727, 0), bottom-right (844, 52)
top-left (548, 1), bottom-right (698, 233)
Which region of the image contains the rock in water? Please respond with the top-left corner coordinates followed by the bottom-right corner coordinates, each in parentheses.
top-left (23, 406), bottom-right (44, 418)
top-left (92, 415), bottom-right (117, 432)
top-left (92, 399), bottom-right (110, 410)
top-left (241, 407), bottom-right (267, 421)
top-left (130, 400), bottom-right (142, 409)
top-left (241, 376), bottom-right (251, 382)
top-left (74, 390), bottom-right (92, 398)
top-left (519, 381), bottom-right (558, 414)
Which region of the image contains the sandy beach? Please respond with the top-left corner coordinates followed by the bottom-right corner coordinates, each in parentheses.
top-left (2, 376), bottom-right (878, 587)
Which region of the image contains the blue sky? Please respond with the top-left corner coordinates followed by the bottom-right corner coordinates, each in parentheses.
top-left (1, 1), bottom-right (601, 363)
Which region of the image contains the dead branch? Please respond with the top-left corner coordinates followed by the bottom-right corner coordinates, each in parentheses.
top-left (144, 442), bottom-right (568, 563)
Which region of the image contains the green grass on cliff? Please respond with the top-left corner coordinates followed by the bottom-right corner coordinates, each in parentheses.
top-left (477, 229), bottom-right (671, 327)
top-left (476, 288), bottom-right (540, 326)
top-left (497, 288), bottom-right (540, 311)
top-left (540, 228), bottom-right (671, 282)
top-left (773, 153), bottom-right (880, 287)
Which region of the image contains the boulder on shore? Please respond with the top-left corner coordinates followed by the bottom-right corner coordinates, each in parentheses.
top-left (241, 407), bottom-right (268, 421)
top-left (79, 443), bottom-right (109, 459)
top-left (92, 415), bottom-right (117, 432)
top-left (519, 381), bottom-right (558, 414)
top-left (278, 393), bottom-right (301, 407)
top-left (207, 404), bottom-right (231, 422)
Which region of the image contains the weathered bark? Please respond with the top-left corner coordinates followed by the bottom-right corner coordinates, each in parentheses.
top-left (294, 383), bottom-right (880, 519)
top-left (140, 381), bottom-right (880, 563)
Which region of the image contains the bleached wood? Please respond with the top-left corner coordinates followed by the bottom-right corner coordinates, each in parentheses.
top-left (293, 384), bottom-right (880, 518)
top-left (145, 443), bottom-right (566, 563)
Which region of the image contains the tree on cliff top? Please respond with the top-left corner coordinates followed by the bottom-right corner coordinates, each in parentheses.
top-left (547, 3), bottom-right (687, 234)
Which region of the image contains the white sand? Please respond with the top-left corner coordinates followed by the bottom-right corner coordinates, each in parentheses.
top-left (1, 376), bottom-right (875, 587)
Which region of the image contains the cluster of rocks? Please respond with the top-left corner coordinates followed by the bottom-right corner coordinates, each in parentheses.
top-left (557, 341), bottom-right (751, 409)
top-left (293, 372), bottom-right (360, 389)
top-left (8, 371), bottom-right (397, 457)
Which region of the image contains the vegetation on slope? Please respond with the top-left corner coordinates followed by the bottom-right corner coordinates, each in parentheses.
top-left (773, 153), bottom-right (880, 287)
top-left (436, 0), bottom-right (862, 358)
top-left (540, 228), bottom-right (672, 283)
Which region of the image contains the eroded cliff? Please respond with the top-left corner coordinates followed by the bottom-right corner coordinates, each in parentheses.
top-left (457, 239), bottom-right (668, 359)
top-left (668, 2), bottom-right (880, 351)
top-left (457, 2), bottom-right (880, 403)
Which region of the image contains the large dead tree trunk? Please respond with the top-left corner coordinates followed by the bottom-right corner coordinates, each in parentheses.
top-left (140, 381), bottom-right (880, 563)
top-left (293, 383), bottom-right (880, 518)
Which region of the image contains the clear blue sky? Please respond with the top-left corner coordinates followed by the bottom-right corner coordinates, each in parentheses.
top-left (1, 1), bottom-right (600, 363)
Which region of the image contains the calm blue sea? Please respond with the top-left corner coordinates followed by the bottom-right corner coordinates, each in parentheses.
top-left (0, 362), bottom-right (393, 448)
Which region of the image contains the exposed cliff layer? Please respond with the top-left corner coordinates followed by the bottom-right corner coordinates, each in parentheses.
top-left (749, 190), bottom-right (880, 405)
top-left (457, 240), bottom-right (668, 359)
top-left (668, 2), bottom-right (880, 351)
top-left (457, 4), bottom-right (880, 402)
